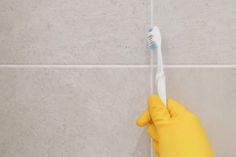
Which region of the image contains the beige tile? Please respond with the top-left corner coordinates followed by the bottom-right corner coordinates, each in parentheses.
top-left (0, 68), bottom-right (150, 157)
top-left (1, 0), bottom-right (235, 64)
top-left (0, 0), bottom-right (149, 64)
top-left (0, 68), bottom-right (235, 157)
top-left (154, 0), bottom-right (236, 64)
top-left (166, 68), bottom-right (236, 157)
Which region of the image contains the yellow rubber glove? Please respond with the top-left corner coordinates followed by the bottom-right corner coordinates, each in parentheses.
top-left (136, 95), bottom-right (213, 157)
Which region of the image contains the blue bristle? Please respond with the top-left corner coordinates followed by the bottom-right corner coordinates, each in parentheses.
top-left (149, 42), bottom-right (157, 50)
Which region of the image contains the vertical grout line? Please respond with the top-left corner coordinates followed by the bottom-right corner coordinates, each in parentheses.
top-left (150, 0), bottom-right (154, 156)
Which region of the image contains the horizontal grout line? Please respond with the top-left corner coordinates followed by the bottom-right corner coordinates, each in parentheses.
top-left (0, 64), bottom-right (235, 68)
top-left (165, 65), bottom-right (236, 68)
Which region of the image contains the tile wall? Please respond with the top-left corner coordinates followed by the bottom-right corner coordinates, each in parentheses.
top-left (0, 0), bottom-right (235, 157)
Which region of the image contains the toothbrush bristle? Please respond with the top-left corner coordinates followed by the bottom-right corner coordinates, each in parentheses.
top-left (148, 34), bottom-right (157, 49)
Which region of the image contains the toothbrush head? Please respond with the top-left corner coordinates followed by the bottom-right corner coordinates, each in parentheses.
top-left (148, 26), bottom-right (162, 50)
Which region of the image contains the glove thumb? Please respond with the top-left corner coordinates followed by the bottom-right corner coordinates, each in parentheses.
top-left (136, 110), bottom-right (151, 127)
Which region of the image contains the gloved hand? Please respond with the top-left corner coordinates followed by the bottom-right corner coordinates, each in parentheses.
top-left (136, 95), bottom-right (213, 157)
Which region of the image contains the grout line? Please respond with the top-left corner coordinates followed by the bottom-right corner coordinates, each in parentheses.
top-left (165, 65), bottom-right (236, 68)
top-left (0, 64), bottom-right (235, 68)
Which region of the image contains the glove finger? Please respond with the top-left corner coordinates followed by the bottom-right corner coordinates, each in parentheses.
top-left (147, 124), bottom-right (158, 141)
top-left (167, 98), bottom-right (191, 117)
top-left (148, 95), bottom-right (170, 126)
top-left (136, 110), bottom-right (151, 127)
top-left (152, 140), bottom-right (159, 154)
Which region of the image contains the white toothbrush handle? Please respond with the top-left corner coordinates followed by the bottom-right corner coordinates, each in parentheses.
top-left (156, 74), bottom-right (167, 105)
top-left (156, 45), bottom-right (166, 105)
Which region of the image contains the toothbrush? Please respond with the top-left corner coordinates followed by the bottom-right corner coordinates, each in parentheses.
top-left (148, 26), bottom-right (167, 105)
top-left (147, 1), bottom-right (166, 157)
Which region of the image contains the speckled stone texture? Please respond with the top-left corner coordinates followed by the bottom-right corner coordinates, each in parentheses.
top-left (0, 0), bottom-right (235, 64)
top-left (0, 68), bottom-right (235, 157)
top-left (0, 0), bottom-right (149, 64)
top-left (0, 0), bottom-right (236, 157)
top-left (0, 68), bottom-right (150, 157)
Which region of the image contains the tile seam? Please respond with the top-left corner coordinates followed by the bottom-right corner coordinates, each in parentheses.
top-left (0, 65), bottom-right (235, 68)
